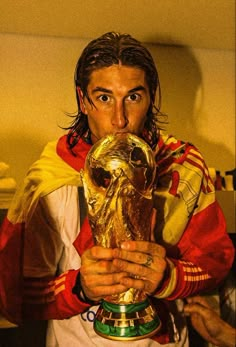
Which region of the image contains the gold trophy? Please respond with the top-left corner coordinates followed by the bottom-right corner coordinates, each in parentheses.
top-left (81, 133), bottom-right (161, 341)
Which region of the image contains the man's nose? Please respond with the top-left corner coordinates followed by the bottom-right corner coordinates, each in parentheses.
top-left (112, 101), bottom-right (128, 128)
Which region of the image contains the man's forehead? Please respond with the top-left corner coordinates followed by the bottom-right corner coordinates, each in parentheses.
top-left (88, 65), bottom-right (148, 90)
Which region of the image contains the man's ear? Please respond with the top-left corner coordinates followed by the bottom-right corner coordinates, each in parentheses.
top-left (76, 87), bottom-right (88, 114)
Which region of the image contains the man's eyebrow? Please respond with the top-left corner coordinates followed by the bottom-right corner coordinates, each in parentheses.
top-left (91, 87), bottom-right (112, 94)
top-left (91, 85), bottom-right (147, 94)
top-left (129, 85), bottom-right (146, 93)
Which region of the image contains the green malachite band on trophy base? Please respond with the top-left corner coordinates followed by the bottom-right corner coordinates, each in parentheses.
top-left (102, 299), bottom-right (149, 313)
top-left (94, 298), bottom-right (161, 341)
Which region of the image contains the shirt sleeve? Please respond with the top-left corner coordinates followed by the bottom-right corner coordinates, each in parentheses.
top-left (22, 185), bottom-right (92, 320)
top-left (152, 138), bottom-right (235, 299)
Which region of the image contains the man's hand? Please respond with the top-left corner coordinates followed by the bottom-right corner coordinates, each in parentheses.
top-left (80, 246), bottom-right (129, 302)
top-left (112, 240), bottom-right (167, 295)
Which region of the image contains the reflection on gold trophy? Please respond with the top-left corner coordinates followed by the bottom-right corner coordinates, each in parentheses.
top-left (81, 133), bottom-right (161, 340)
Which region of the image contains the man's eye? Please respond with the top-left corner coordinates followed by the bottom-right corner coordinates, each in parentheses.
top-left (127, 93), bottom-right (140, 101)
top-left (98, 95), bottom-right (110, 102)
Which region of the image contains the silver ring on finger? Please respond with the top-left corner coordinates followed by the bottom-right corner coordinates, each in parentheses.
top-left (144, 255), bottom-right (153, 267)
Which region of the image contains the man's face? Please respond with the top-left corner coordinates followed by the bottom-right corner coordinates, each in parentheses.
top-left (78, 65), bottom-right (151, 144)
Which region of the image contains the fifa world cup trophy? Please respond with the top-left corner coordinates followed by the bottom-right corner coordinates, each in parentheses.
top-left (81, 133), bottom-right (161, 341)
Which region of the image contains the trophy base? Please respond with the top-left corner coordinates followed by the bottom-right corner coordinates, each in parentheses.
top-left (94, 298), bottom-right (161, 341)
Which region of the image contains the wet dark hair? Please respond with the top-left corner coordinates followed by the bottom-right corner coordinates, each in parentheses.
top-left (66, 32), bottom-right (166, 150)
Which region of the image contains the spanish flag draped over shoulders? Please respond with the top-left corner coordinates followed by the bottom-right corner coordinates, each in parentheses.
top-left (0, 135), bottom-right (90, 323)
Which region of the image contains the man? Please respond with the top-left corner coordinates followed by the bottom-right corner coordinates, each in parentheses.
top-left (0, 32), bottom-right (234, 346)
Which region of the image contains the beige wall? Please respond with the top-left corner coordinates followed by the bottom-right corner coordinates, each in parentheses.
top-left (0, 33), bottom-right (235, 186)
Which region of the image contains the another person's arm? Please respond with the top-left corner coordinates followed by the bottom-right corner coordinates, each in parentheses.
top-left (184, 296), bottom-right (236, 347)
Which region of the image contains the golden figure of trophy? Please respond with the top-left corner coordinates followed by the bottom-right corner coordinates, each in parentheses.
top-left (81, 133), bottom-right (161, 341)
